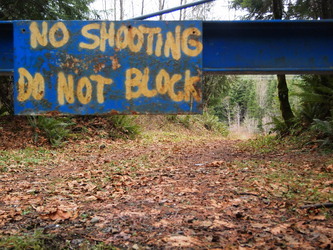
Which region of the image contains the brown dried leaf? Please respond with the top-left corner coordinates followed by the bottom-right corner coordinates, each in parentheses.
top-left (309, 214), bottom-right (326, 221)
top-left (193, 220), bottom-right (213, 227)
top-left (37, 203), bottom-right (78, 221)
top-left (205, 161), bottom-right (225, 167)
top-left (40, 208), bottom-right (78, 221)
top-left (164, 235), bottom-right (202, 247)
top-left (211, 219), bottom-right (237, 229)
top-left (270, 223), bottom-right (290, 235)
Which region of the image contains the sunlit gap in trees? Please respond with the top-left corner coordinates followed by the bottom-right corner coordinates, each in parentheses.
top-left (205, 74), bottom-right (298, 139)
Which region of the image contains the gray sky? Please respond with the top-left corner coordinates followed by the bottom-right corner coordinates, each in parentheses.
top-left (90, 0), bottom-right (244, 20)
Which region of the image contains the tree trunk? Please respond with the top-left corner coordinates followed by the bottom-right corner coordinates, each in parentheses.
top-left (0, 76), bottom-right (13, 114)
top-left (277, 75), bottom-right (294, 127)
top-left (119, 0), bottom-right (123, 20)
top-left (159, 0), bottom-right (165, 20)
top-left (114, 0), bottom-right (117, 20)
top-left (179, 0), bottom-right (183, 20)
top-left (141, 0), bottom-right (144, 16)
top-left (273, 0), bottom-right (295, 129)
top-left (321, 0), bottom-right (333, 19)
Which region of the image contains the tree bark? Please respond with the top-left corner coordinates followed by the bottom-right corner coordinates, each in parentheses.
top-left (321, 0), bottom-right (333, 19)
top-left (277, 75), bottom-right (295, 127)
top-left (119, 0), bottom-right (123, 20)
top-left (0, 76), bottom-right (13, 114)
top-left (141, 0), bottom-right (144, 16)
top-left (114, 0), bottom-right (117, 20)
top-left (179, 0), bottom-right (183, 20)
top-left (273, 0), bottom-right (295, 129)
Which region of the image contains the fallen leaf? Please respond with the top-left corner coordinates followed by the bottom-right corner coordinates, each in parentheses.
top-left (193, 220), bottom-right (213, 227)
top-left (211, 219), bottom-right (237, 229)
top-left (84, 195), bottom-right (98, 201)
top-left (251, 223), bottom-right (270, 229)
top-left (205, 161), bottom-right (225, 167)
top-left (309, 214), bottom-right (326, 221)
top-left (164, 235), bottom-right (202, 247)
top-left (37, 203), bottom-right (78, 221)
top-left (270, 223), bottom-right (290, 235)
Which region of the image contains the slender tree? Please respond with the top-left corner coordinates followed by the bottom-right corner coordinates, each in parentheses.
top-left (159, 0), bottom-right (166, 20)
top-left (141, 0), bottom-right (145, 15)
top-left (119, 0), bottom-right (124, 20)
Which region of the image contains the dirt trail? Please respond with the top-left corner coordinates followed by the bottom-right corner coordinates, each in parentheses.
top-left (0, 120), bottom-right (332, 248)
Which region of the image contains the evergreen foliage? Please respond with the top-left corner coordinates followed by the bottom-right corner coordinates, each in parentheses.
top-left (203, 75), bottom-right (232, 110)
top-left (297, 75), bottom-right (333, 124)
top-left (108, 115), bottom-right (141, 140)
top-left (0, 0), bottom-right (93, 20)
top-left (311, 118), bottom-right (333, 147)
top-left (232, 0), bottom-right (277, 19)
top-left (28, 116), bottom-right (75, 147)
top-left (200, 112), bottom-right (229, 136)
top-left (209, 76), bottom-right (278, 133)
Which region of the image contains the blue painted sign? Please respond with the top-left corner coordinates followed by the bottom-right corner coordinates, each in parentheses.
top-left (13, 21), bottom-right (202, 115)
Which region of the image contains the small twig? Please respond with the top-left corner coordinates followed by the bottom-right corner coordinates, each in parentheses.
top-left (300, 203), bottom-right (333, 209)
top-left (238, 192), bottom-right (260, 197)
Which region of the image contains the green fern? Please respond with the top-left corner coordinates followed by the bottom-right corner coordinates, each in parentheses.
top-left (311, 118), bottom-right (333, 147)
top-left (28, 116), bottom-right (75, 147)
top-left (200, 112), bottom-right (229, 136)
top-left (108, 115), bottom-right (140, 139)
top-left (296, 75), bottom-right (333, 123)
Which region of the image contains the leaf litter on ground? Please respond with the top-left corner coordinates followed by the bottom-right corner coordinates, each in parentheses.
top-left (0, 117), bottom-right (332, 248)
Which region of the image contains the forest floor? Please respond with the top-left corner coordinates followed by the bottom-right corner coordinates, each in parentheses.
top-left (0, 117), bottom-right (332, 249)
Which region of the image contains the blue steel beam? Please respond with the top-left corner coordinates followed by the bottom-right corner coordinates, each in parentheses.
top-left (203, 20), bottom-right (333, 74)
top-left (0, 20), bottom-right (333, 74)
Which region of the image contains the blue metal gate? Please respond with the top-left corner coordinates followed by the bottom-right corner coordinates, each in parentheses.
top-left (0, 20), bottom-right (332, 115)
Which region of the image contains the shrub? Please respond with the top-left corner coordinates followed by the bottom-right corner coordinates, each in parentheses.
top-left (200, 112), bottom-right (229, 136)
top-left (166, 115), bottom-right (191, 129)
top-left (28, 116), bottom-right (75, 147)
top-left (311, 118), bottom-right (333, 148)
top-left (238, 134), bottom-right (279, 153)
top-left (108, 115), bottom-right (141, 139)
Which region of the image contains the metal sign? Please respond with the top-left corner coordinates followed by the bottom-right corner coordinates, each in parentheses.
top-left (13, 21), bottom-right (202, 115)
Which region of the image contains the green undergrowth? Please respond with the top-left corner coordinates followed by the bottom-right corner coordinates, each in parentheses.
top-left (107, 115), bottom-right (141, 140)
top-left (237, 135), bottom-right (281, 154)
top-left (0, 230), bottom-right (117, 249)
top-left (236, 134), bottom-right (316, 154)
top-left (141, 113), bottom-right (229, 137)
top-left (9, 113), bottom-right (229, 148)
top-left (0, 147), bottom-right (54, 169)
top-left (28, 116), bottom-right (75, 147)
top-left (26, 115), bottom-right (141, 147)
top-left (0, 230), bottom-right (57, 249)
